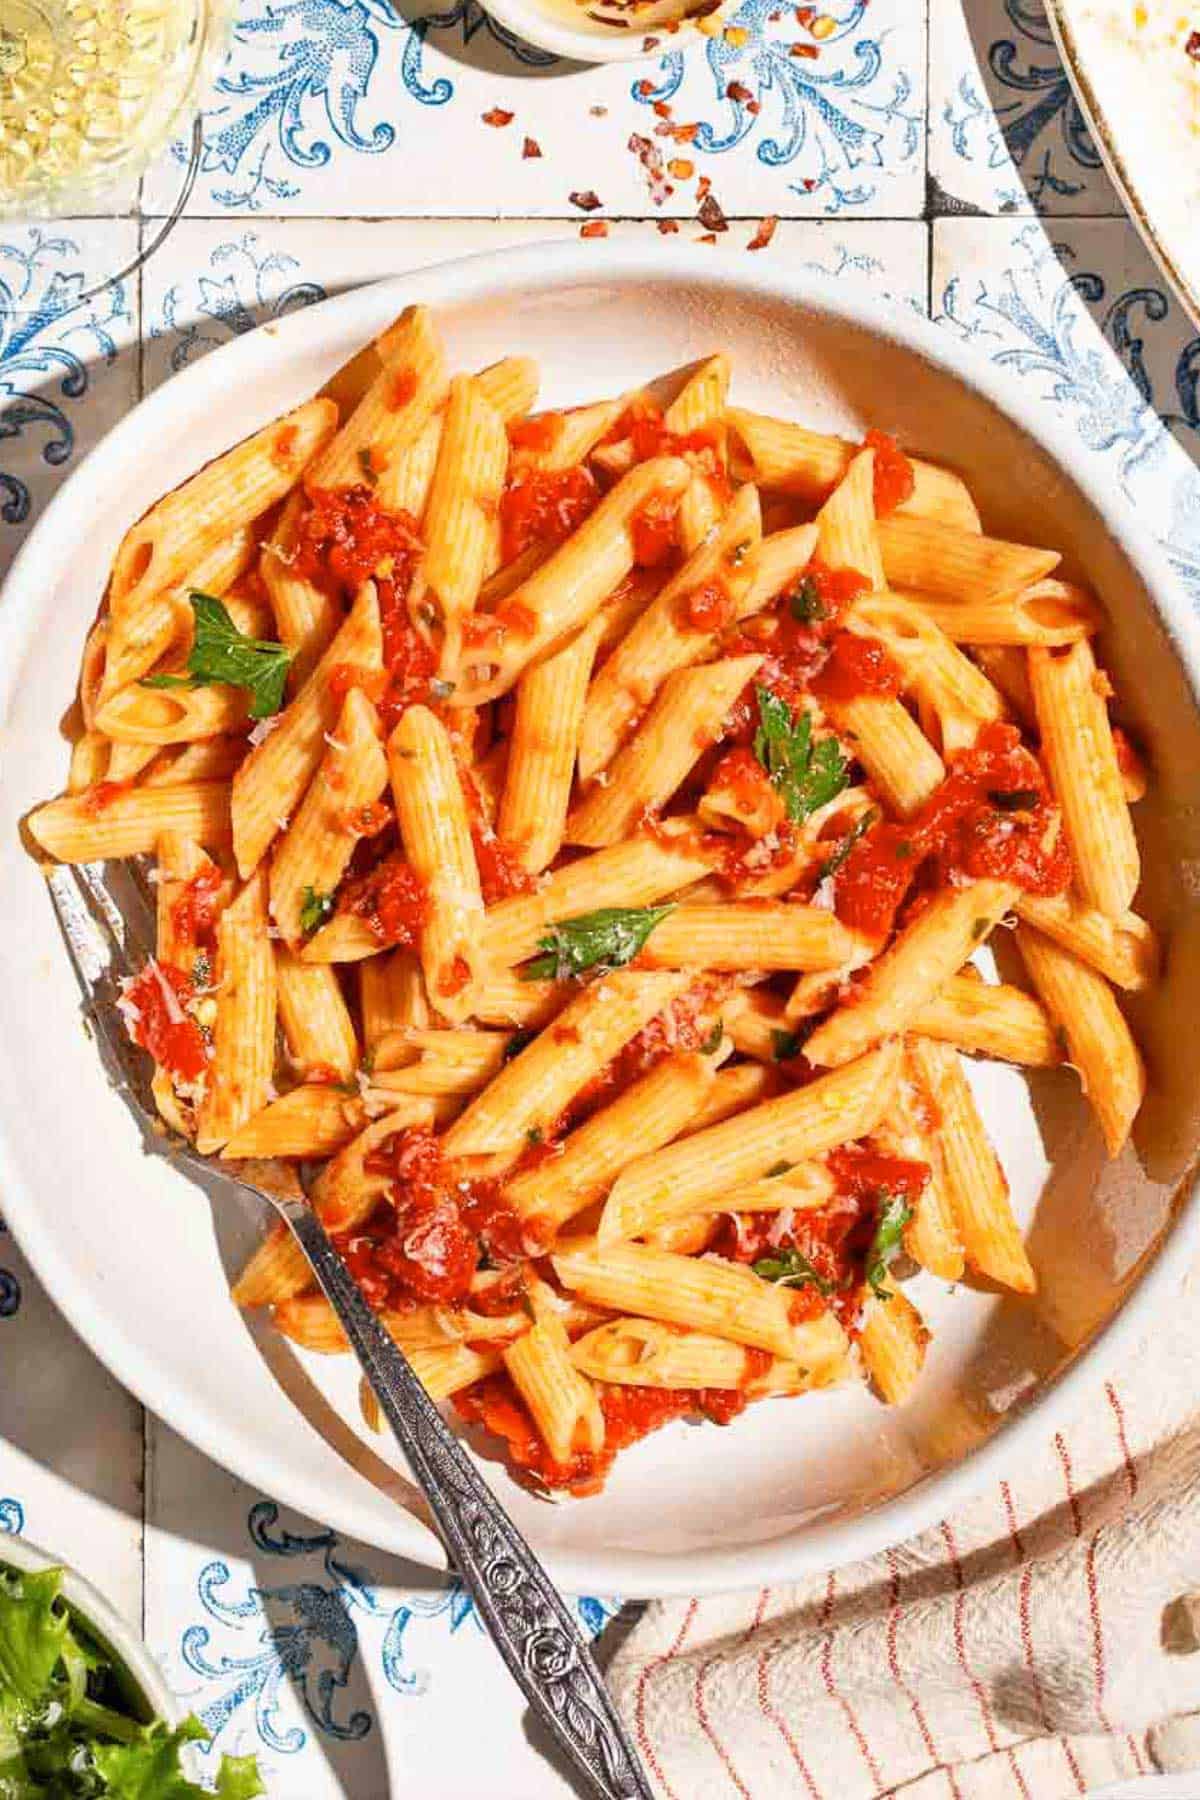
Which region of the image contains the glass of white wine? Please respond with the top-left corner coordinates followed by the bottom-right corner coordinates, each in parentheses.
top-left (0, 0), bottom-right (232, 236)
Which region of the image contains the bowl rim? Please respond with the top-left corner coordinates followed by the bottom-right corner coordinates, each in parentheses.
top-left (1, 239), bottom-right (1196, 1597)
top-left (471, 0), bottom-right (727, 65)
top-left (0, 1533), bottom-right (176, 1722)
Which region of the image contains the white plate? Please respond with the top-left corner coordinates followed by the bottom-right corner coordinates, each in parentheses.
top-left (1046, 0), bottom-right (1200, 328)
top-left (3, 244), bottom-right (1200, 1598)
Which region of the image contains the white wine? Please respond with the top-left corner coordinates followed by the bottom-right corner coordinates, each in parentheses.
top-left (0, 0), bottom-right (220, 215)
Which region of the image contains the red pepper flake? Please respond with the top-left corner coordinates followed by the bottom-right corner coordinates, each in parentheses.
top-left (790, 40), bottom-right (819, 56)
top-left (696, 173), bottom-right (712, 200)
top-left (802, 176), bottom-right (817, 190)
top-left (652, 99), bottom-right (672, 118)
top-left (642, 34), bottom-right (660, 48)
top-left (590, 104), bottom-right (608, 116)
top-left (697, 192), bottom-right (728, 232)
top-left (747, 214), bottom-right (778, 251)
top-left (672, 121), bottom-right (700, 144)
top-left (657, 219), bottom-right (680, 234)
top-left (795, 4), bottom-right (815, 18)
top-left (635, 77), bottom-right (655, 96)
top-left (698, 232), bottom-right (718, 245)
top-left (1187, 28), bottom-right (1200, 56)
top-left (570, 189), bottom-right (602, 212)
top-left (522, 135), bottom-right (542, 159)
top-left (726, 79), bottom-right (755, 102)
top-left (482, 106), bottom-right (515, 126)
top-left (580, 220), bottom-right (610, 238)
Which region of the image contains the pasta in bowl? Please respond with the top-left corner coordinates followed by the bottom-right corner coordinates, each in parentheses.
top-left (4, 247), bottom-right (1197, 1587)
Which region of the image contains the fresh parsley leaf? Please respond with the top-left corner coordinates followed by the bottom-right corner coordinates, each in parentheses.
top-left (300, 886), bottom-right (335, 936)
top-left (752, 1247), bottom-right (834, 1294)
top-left (788, 574), bottom-right (826, 623)
top-left (818, 807), bottom-right (879, 881)
top-left (357, 447), bottom-right (378, 485)
top-left (988, 787), bottom-right (1040, 812)
top-left (522, 904), bottom-right (675, 982)
top-left (526, 1126), bottom-right (544, 1147)
top-left (144, 593), bottom-right (293, 719)
top-left (765, 1159), bottom-right (794, 1178)
top-left (770, 1027), bottom-right (802, 1063)
top-left (700, 1017), bottom-right (724, 1054)
top-left (752, 685), bottom-right (849, 824)
top-left (865, 1191), bottom-right (912, 1300)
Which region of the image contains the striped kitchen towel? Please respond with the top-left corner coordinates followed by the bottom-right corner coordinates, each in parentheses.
top-left (608, 1275), bottom-right (1200, 1798)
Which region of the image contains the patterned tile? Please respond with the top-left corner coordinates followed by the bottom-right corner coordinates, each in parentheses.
top-left (146, 1424), bottom-right (616, 1800)
top-left (932, 216), bottom-right (1200, 603)
top-left (0, 223), bottom-right (139, 577)
top-left (928, 0), bottom-right (1123, 217)
top-left (140, 0), bottom-right (927, 220)
top-left (140, 215), bottom-right (929, 395)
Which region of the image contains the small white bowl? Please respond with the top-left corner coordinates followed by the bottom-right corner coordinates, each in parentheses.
top-left (0, 1535), bottom-right (176, 1723)
top-left (482, 0), bottom-right (729, 65)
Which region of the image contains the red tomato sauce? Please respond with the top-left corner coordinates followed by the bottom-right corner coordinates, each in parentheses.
top-left (120, 961), bottom-right (209, 1084)
top-left (630, 494), bottom-right (682, 567)
top-left (571, 979), bottom-right (727, 1119)
top-left (508, 413), bottom-right (562, 454)
top-left (722, 560), bottom-right (872, 736)
top-left (338, 850), bottom-right (428, 947)
top-left (499, 465), bottom-right (597, 564)
top-left (833, 721), bottom-right (1071, 938)
top-left (295, 485), bottom-right (422, 600)
top-left (338, 1127), bottom-right (528, 1309)
top-left (681, 579), bottom-right (735, 632)
top-left (454, 1372), bottom-right (756, 1494)
top-left (608, 401), bottom-right (731, 507)
top-left (709, 745), bottom-right (777, 815)
top-left (170, 864), bottom-right (222, 949)
top-left (81, 780), bottom-right (131, 815)
top-left (862, 428), bottom-right (915, 516)
top-left (810, 631), bottom-right (903, 702)
top-left (459, 770), bottom-right (536, 904)
top-left (827, 1144), bottom-right (929, 1205)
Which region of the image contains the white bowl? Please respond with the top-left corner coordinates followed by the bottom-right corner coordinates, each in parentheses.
top-left (0, 1534), bottom-right (176, 1722)
top-left (3, 244), bottom-right (1199, 1598)
top-left (480, 0), bottom-right (728, 65)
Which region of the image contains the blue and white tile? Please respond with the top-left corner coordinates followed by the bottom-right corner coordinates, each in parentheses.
top-left (928, 0), bottom-right (1122, 216)
top-left (141, 0), bottom-right (926, 220)
top-left (932, 216), bottom-right (1200, 604)
top-left (0, 223), bottom-right (139, 577)
top-left (146, 1425), bottom-right (620, 1799)
top-left (140, 215), bottom-right (928, 396)
top-left (0, 1218), bottom-right (144, 1619)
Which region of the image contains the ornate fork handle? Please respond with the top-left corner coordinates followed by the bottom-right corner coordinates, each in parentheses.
top-left (278, 1197), bottom-right (654, 1800)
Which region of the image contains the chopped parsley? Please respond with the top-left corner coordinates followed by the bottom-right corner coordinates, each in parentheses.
top-left (144, 593), bottom-right (293, 720)
top-left (752, 686), bottom-right (849, 825)
top-left (818, 807), bottom-right (879, 881)
top-left (788, 574), bottom-right (827, 624)
top-left (865, 1192), bottom-right (912, 1300)
top-left (700, 1017), bottom-right (725, 1054)
top-left (525, 1126), bottom-right (544, 1147)
top-left (522, 904), bottom-right (675, 983)
top-left (770, 1027), bottom-right (802, 1062)
top-left (752, 1246), bottom-right (834, 1294)
top-left (502, 1028), bottom-right (535, 1063)
top-left (299, 886), bottom-right (335, 936)
top-left (358, 447), bottom-right (379, 485)
top-left (765, 1159), bottom-right (795, 1178)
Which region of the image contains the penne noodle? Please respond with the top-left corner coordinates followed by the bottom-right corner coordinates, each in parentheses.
top-left (553, 1238), bottom-right (850, 1369)
top-left (504, 1316), bottom-right (605, 1467)
top-left (873, 1053), bottom-right (963, 1281)
top-left (275, 949), bottom-right (358, 1081)
top-left (107, 398), bottom-right (337, 639)
top-left (260, 491), bottom-right (342, 692)
top-left (505, 1049), bottom-right (717, 1233)
top-left (513, 397), bottom-right (625, 473)
top-left (822, 693), bottom-right (945, 818)
top-left (299, 911), bottom-right (382, 965)
top-left (441, 969), bottom-right (692, 1158)
top-left (359, 950), bottom-right (429, 1049)
top-left (599, 1042), bottom-right (901, 1239)
top-left (805, 880), bottom-right (1016, 1067)
top-left (388, 703), bottom-right (485, 1023)
top-left (726, 407), bottom-right (981, 531)
top-left (906, 1034), bottom-right (1035, 1292)
top-left (419, 374), bottom-right (509, 642)
top-left (576, 485), bottom-right (766, 782)
top-left (231, 581), bottom-right (382, 879)
top-left (27, 780), bottom-right (231, 862)
top-left (269, 686), bottom-right (387, 947)
top-left (815, 447), bottom-right (884, 589)
top-left (903, 580), bottom-right (1100, 647)
top-left (367, 1028), bottom-right (510, 1097)
top-left (482, 824), bottom-right (720, 970)
top-left (1016, 924), bottom-right (1145, 1158)
top-left (100, 525), bottom-right (258, 701)
top-left (634, 902), bottom-right (863, 973)
top-left (1028, 638), bottom-right (1139, 918)
top-left (304, 304), bottom-right (446, 492)
top-left (141, 736), bottom-right (247, 787)
top-left (846, 594), bottom-right (1006, 751)
top-left (67, 730), bottom-right (110, 792)
top-left (571, 1318), bottom-right (785, 1391)
top-left (876, 516), bottom-right (1059, 601)
top-left (910, 971), bottom-right (1061, 1067)
top-left (196, 868), bottom-right (277, 1154)
top-left (454, 456), bottom-right (691, 702)
top-left (94, 678), bottom-right (249, 745)
top-left (498, 613), bottom-right (604, 873)
top-left (222, 1083), bottom-right (364, 1159)
top-left (470, 971), bottom-right (565, 1030)
top-left (1013, 890), bottom-right (1158, 991)
top-left (858, 1288), bottom-right (929, 1404)
top-left (568, 654), bottom-right (762, 848)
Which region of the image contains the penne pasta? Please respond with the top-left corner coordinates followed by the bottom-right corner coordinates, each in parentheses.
top-left (1012, 890), bottom-right (1158, 991)
top-left (304, 304), bottom-right (446, 493)
top-left (498, 613), bottom-right (604, 873)
top-left (196, 869), bottom-right (277, 1153)
top-left (27, 780), bottom-right (231, 862)
top-left (910, 971), bottom-right (1061, 1067)
top-left (903, 580), bottom-right (1100, 647)
top-left (632, 902), bottom-right (863, 973)
top-left (419, 374), bottom-right (509, 645)
top-left (359, 950), bottom-right (429, 1049)
top-left (876, 516), bottom-right (1059, 601)
top-left (222, 1083), bottom-right (364, 1159)
top-left (275, 949), bottom-right (358, 1081)
top-left (858, 1288), bottom-right (929, 1404)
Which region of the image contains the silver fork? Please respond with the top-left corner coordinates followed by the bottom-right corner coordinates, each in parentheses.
top-left (45, 860), bottom-right (654, 1800)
